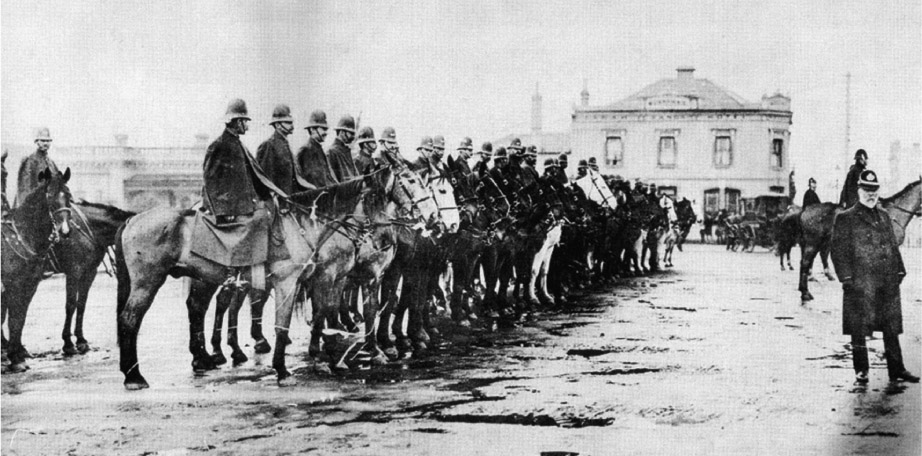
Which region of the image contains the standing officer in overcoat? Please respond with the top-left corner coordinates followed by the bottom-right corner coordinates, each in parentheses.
top-left (297, 110), bottom-right (337, 188)
top-left (839, 149), bottom-right (867, 208)
top-left (16, 127), bottom-right (60, 206)
top-left (830, 169), bottom-right (918, 384)
top-left (327, 115), bottom-right (359, 182)
top-left (256, 104), bottom-right (304, 195)
top-left (203, 99), bottom-right (286, 224)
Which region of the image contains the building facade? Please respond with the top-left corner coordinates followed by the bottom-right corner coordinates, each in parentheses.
top-left (570, 67), bottom-right (793, 216)
top-left (3, 134), bottom-right (206, 212)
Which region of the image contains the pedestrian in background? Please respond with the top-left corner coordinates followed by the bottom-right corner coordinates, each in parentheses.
top-left (830, 169), bottom-right (918, 385)
top-left (802, 177), bottom-right (821, 207)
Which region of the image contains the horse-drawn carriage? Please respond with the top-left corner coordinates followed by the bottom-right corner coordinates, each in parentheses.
top-left (725, 194), bottom-right (791, 252)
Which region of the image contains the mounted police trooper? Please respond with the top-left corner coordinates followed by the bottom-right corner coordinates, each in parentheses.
top-left (354, 126), bottom-right (377, 175)
top-left (377, 126), bottom-right (405, 167)
top-left (576, 159), bottom-right (588, 179)
top-left (542, 157), bottom-right (559, 179)
top-left (519, 144), bottom-right (540, 187)
top-left (409, 136), bottom-right (434, 178)
top-left (15, 127), bottom-right (60, 207)
top-left (428, 135), bottom-right (450, 178)
top-left (256, 104), bottom-right (308, 195)
top-left (488, 147), bottom-right (512, 193)
top-left (839, 148), bottom-right (867, 208)
top-left (803, 177), bottom-right (821, 207)
top-left (554, 154), bottom-right (569, 185)
top-left (587, 156), bottom-right (600, 173)
top-left (455, 137), bottom-right (474, 176)
top-left (327, 115), bottom-right (359, 182)
top-left (203, 99), bottom-right (287, 225)
top-left (473, 142), bottom-right (493, 178)
top-left (297, 110), bottom-right (337, 188)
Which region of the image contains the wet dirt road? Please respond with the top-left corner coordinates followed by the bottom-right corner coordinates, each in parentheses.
top-left (2, 244), bottom-right (920, 455)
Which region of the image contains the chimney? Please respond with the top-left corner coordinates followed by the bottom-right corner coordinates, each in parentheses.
top-left (677, 66), bottom-right (695, 80)
top-left (580, 79), bottom-right (589, 107)
top-left (194, 133), bottom-right (209, 148)
top-left (114, 134), bottom-right (128, 147)
top-left (531, 82), bottom-right (543, 134)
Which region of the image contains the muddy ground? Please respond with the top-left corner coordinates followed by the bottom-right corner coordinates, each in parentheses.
top-left (2, 244), bottom-right (920, 455)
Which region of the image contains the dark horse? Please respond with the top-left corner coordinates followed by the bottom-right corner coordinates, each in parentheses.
top-left (796, 180), bottom-right (921, 302)
top-left (54, 201), bottom-right (135, 355)
top-left (2, 168), bottom-right (73, 372)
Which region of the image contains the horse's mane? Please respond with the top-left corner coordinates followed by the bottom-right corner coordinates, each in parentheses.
top-left (880, 179), bottom-right (921, 205)
top-left (288, 177), bottom-right (367, 215)
top-left (75, 200), bottom-right (136, 221)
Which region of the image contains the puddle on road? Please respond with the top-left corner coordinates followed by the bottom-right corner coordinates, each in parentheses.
top-left (588, 367), bottom-right (664, 375)
top-left (432, 411), bottom-right (613, 428)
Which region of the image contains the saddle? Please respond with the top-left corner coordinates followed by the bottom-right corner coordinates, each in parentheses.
top-left (190, 202), bottom-right (272, 268)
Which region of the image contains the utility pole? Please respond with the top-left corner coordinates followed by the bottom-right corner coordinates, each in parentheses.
top-left (835, 72), bottom-right (852, 196)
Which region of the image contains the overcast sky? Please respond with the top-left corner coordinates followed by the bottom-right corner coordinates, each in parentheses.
top-left (2, 0), bottom-right (920, 190)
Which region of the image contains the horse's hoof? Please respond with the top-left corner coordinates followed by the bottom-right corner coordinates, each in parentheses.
top-left (253, 338), bottom-right (272, 354)
top-left (383, 346), bottom-right (399, 360)
top-left (231, 351), bottom-right (248, 365)
top-left (277, 375), bottom-right (297, 387)
top-left (76, 342), bottom-right (90, 354)
top-left (124, 374), bottom-right (150, 391)
top-left (62, 344), bottom-right (79, 356)
top-left (7, 362), bottom-right (29, 373)
top-left (211, 353), bottom-right (227, 366)
top-left (780, 266), bottom-right (786, 271)
top-left (788, 266), bottom-right (794, 271)
top-left (801, 291), bottom-right (814, 302)
top-left (192, 357), bottom-right (217, 372)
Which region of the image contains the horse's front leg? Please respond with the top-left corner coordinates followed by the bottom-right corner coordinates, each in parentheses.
top-left (249, 288), bottom-right (272, 354)
top-left (227, 287), bottom-right (249, 365)
top-left (73, 265), bottom-right (99, 354)
top-left (62, 273), bottom-right (79, 356)
top-left (820, 248), bottom-right (836, 281)
top-left (210, 285), bottom-right (234, 366)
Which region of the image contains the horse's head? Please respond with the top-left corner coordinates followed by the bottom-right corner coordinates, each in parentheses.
top-left (39, 167), bottom-right (73, 239)
top-left (430, 176), bottom-right (460, 233)
top-left (384, 165), bottom-right (440, 229)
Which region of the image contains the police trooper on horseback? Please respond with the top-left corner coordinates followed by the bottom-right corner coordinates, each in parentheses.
top-left (839, 148), bottom-right (867, 208)
top-left (15, 127), bottom-right (60, 207)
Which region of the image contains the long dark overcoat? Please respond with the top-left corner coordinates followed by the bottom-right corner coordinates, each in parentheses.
top-left (203, 130), bottom-right (285, 217)
top-left (830, 203), bottom-right (905, 335)
top-left (354, 151), bottom-right (375, 176)
top-left (15, 150), bottom-right (59, 205)
top-left (256, 131), bottom-right (299, 195)
top-left (296, 137), bottom-right (337, 188)
top-left (802, 189), bottom-right (821, 207)
top-left (327, 138), bottom-right (358, 182)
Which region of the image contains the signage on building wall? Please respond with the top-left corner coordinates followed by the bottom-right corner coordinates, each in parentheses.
top-left (644, 95), bottom-right (696, 110)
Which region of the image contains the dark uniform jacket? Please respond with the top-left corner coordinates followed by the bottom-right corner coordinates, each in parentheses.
top-left (203, 129), bottom-right (285, 217)
top-left (455, 157), bottom-right (473, 176)
top-left (354, 151), bottom-right (376, 175)
top-left (15, 150), bottom-right (59, 206)
top-left (519, 162), bottom-right (540, 188)
top-left (830, 203), bottom-right (905, 335)
top-left (327, 138), bottom-right (358, 182)
top-left (802, 189), bottom-right (821, 207)
top-left (839, 163), bottom-right (865, 207)
top-left (472, 159), bottom-right (491, 179)
top-left (256, 131), bottom-right (301, 195)
top-left (551, 168), bottom-right (569, 186)
top-left (409, 156), bottom-right (434, 181)
top-left (297, 137), bottom-right (337, 188)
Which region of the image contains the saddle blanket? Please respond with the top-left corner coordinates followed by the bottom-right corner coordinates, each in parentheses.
top-left (191, 207), bottom-right (270, 267)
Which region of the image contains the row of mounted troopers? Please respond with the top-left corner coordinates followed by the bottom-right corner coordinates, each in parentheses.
top-left (1, 99), bottom-right (697, 389)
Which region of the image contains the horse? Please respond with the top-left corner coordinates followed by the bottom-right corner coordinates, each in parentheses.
top-left (2, 168), bottom-right (73, 372)
top-left (53, 201), bottom-right (135, 355)
top-left (114, 162), bottom-right (438, 389)
top-left (796, 179), bottom-right (921, 302)
top-left (773, 209), bottom-right (800, 271)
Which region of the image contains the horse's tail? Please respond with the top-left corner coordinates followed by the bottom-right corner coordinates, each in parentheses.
top-left (114, 221), bottom-right (131, 319)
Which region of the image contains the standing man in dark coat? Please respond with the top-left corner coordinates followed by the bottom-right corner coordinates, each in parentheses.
top-left (256, 104), bottom-right (303, 195)
top-left (354, 127), bottom-right (377, 175)
top-left (297, 110), bottom-right (337, 188)
top-left (203, 99), bottom-right (286, 223)
top-left (15, 127), bottom-right (60, 206)
top-left (839, 149), bottom-right (867, 208)
top-left (830, 169), bottom-right (918, 385)
top-left (327, 115), bottom-right (359, 182)
top-left (802, 177), bottom-right (821, 207)
top-left (454, 137), bottom-right (474, 176)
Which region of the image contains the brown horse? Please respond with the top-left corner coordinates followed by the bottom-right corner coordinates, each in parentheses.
top-left (54, 201), bottom-right (135, 355)
top-left (2, 168), bottom-right (73, 372)
top-left (797, 179), bottom-right (921, 302)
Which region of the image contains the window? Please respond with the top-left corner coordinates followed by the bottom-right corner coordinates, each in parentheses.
top-left (604, 137), bottom-right (623, 166)
top-left (771, 138), bottom-right (784, 168)
top-left (714, 136), bottom-right (732, 168)
top-left (704, 188), bottom-right (720, 216)
top-left (769, 185), bottom-right (785, 194)
top-left (658, 186), bottom-right (677, 198)
top-left (726, 188), bottom-right (741, 215)
top-left (658, 136), bottom-right (676, 167)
